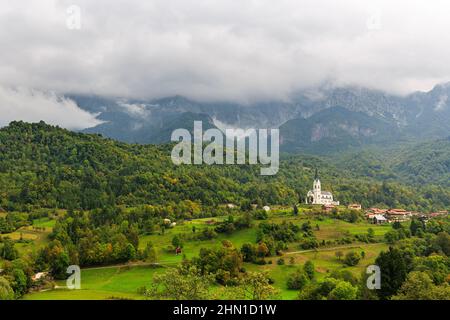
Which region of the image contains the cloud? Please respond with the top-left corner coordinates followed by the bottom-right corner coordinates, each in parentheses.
top-left (435, 94), bottom-right (448, 111)
top-left (0, 86), bottom-right (103, 130)
top-left (2, 0), bottom-right (450, 104)
top-left (118, 102), bottom-right (151, 119)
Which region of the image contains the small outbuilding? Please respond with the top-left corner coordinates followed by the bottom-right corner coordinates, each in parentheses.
top-left (373, 214), bottom-right (387, 225)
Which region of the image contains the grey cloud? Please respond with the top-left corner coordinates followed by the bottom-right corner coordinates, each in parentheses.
top-left (0, 86), bottom-right (103, 129)
top-left (1, 0), bottom-right (450, 106)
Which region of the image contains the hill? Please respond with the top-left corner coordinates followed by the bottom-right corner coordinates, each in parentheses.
top-left (0, 121), bottom-right (450, 213)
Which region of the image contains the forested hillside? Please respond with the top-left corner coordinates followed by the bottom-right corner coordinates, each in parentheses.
top-left (1, 121), bottom-right (450, 214)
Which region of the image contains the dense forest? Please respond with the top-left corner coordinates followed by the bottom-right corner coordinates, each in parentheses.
top-left (1, 121), bottom-right (450, 214)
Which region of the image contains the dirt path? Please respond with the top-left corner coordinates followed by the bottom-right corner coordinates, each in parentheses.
top-left (284, 242), bottom-right (382, 255)
top-left (81, 260), bottom-right (179, 271)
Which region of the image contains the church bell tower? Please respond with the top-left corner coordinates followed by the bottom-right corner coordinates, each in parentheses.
top-left (313, 168), bottom-right (321, 203)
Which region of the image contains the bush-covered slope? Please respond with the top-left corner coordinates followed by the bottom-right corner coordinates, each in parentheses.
top-left (1, 121), bottom-right (450, 212)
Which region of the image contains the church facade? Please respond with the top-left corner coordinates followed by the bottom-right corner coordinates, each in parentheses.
top-left (305, 169), bottom-right (340, 206)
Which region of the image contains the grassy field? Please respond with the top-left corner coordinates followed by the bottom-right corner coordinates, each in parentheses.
top-left (20, 208), bottom-right (394, 300)
top-left (23, 265), bottom-right (165, 300)
top-left (1, 226), bottom-right (51, 256)
top-left (23, 241), bottom-right (388, 300)
top-left (33, 217), bottom-right (57, 230)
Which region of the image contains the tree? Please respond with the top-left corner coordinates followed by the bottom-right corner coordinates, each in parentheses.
top-left (241, 243), bottom-right (257, 262)
top-left (0, 239), bottom-right (18, 261)
top-left (144, 242), bottom-right (157, 263)
top-left (0, 276), bottom-right (14, 300)
top-left (304, 261), bottom-right (315, 280)
top-left (124, 243), bottom-right (136, 261)
top-left (409, 219), bottom-right (423, 236)
top-left (392, 271), bottom-right (450, 300)
top-left (384, 230), bottom-right (399, 244)
top-left (239, 272), bottom-right (278, 300)
top-left (37, 241), bottom-right (70, 279)
top-left (287, 269), bottom-right (308, 290)
top-left (328, 280), bottom-right (358, 300)
top-left (375, 247), bottom-right (410, 299)
top-left (256, 242), bottom-right (270, 258)
top-left (392, 221), bottom-right (402, 230)
top-left (433, 232), bottom-right (450, 256)
top-left (172, 235), bottom-right (183, 248)
top-left (293, 205), bottom-right (299, 216)
top-left (10, 268), bottom-right (28, 297)
top-left (343, 251), bottom-right (361, 266)
top-left (413, 255), bottom-right (449, 285)
top-left (146, 266), bottom-right (214, 300)
top-left (298, 278), bottom-right (340, 300)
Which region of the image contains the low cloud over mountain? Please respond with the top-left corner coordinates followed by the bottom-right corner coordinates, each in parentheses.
top-left (0, 86), bottom-right (102, 130)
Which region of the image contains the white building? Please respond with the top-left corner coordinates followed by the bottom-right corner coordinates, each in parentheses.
top-left (305, 169), bottom-right (339, 206)
top-left (373, 214), bottom-right (387, 224)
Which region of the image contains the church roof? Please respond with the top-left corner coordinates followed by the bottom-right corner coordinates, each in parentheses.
top-left (322, 191), bottom-right (332, 196)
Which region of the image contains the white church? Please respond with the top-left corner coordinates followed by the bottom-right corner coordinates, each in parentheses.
top-left (305, 169), bottom-right (340, 206)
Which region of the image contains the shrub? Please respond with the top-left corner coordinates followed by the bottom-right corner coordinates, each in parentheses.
top-left (286, 269), bottom-right (308, 290)
top-left (343, 251), bottom-right (361, 266)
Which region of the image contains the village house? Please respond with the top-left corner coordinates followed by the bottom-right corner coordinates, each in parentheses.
top-left (367, 208), bottom-right (388, 215)
top-left (262, 206), bottom-right (271, 212)
top-left (365, 208), bottom-right (388, 220)
top-left (373, 214), bottom-right (388, 224)
top-left (226, 203), bottom-right (237, 209)
top-left (429, 211), bottom-right (449, 218)
top-left (386, 209), bottom-right (411, 222)
top-left (348, 203), bottom-right (362, 210)
top-left (32, 272), bottom-right (49, 282)
top-left (322, 204), bottom-right (336, 212)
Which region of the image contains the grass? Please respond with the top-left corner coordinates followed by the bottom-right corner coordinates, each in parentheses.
top-left (33, 217), bottom-right (57, 230)
top-left (23, 265), bottom-right (166, 300)
top-left (22, 210), bottom-right (395, 300)
top-left (1, 226), bottom-right (51, 256)
top-left (313, 218), bottom-right (391, 240)
top-left (139, 217), bottom-right (257, 263)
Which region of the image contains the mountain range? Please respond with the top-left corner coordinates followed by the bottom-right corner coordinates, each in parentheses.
top-left (70, 83), bottom-right (450, 154)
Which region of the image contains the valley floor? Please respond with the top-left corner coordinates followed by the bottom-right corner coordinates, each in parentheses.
top-left (20, 210), bottom-right (391, 300)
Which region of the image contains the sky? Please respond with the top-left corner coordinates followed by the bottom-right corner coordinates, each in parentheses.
top-left (2, 0), bottom-right (450, 128)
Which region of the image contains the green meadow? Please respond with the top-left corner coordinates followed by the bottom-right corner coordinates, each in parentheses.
top-left (21, 208), bottom-right (393, 300)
